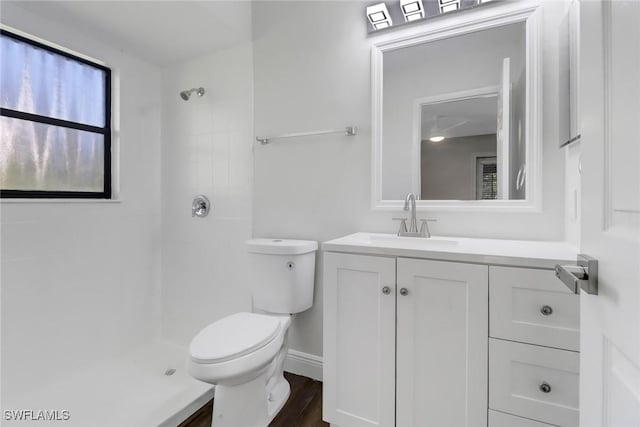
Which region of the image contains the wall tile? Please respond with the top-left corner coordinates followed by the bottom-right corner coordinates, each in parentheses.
top-left (160, 43), bottom-right (253, 347)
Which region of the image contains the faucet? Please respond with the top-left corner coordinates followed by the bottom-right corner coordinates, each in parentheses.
top-left (404, 193), bottom-right (418, 233)
top-left (393, 192), bottom-right (437, 238)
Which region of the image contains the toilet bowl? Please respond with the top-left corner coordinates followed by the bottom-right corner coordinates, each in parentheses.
top-left (188, 239), bottom-right (317, 427)
top-left (188, 312), bottom-right (292, 426)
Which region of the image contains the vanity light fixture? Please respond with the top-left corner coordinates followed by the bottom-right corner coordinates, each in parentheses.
top-left (367, 3), bottom-right (393, 30)
top-left (439, 0), bottom-right (460, 13)
top-left (400, 0), bottom-right (425, 22)
top-left (429, 136), bottom-right (446, 143)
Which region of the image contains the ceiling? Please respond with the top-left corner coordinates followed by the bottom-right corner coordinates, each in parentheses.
top-left (421, 95), bottom-right (498, 140)
top-left (6, 1), bottom-right (253, 66)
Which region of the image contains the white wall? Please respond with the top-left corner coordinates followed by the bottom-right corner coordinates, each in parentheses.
top-left (0, 2), bottom-right (162, 403)
top-left (160, 44), bottom-right (254, 347)
top-left (253, 0), bottom-right (568, 358)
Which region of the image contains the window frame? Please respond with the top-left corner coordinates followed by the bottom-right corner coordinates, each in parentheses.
top-left (0, 29), bottom-right (112, 199)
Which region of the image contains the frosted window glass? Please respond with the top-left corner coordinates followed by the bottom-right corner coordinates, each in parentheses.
top-left (0, 116), bottom-right (104, 192)
top-left (0, 34), bottom-right (106, 127)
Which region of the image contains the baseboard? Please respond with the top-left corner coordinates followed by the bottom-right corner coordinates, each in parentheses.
top-left (284, 349), bottom-right (323, 381)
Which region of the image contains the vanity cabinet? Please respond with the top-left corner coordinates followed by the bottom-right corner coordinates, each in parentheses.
top-left (323, 252), bottom-right (488, 427)
top-left (323, 253), bottom-right (396, 427)
top-left (488, 266), bottom-right (580, 427)
top-left (322, 234), bottom-right (581, 427)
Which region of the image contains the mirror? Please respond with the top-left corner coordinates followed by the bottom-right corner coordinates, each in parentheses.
top-left (420, 93), bottom-right (502, 200)
top-left (372, 3), bottom-right (541, 210)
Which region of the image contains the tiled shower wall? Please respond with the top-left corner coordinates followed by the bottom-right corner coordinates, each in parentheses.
top-left (160, 43), bottom-right (254, 346)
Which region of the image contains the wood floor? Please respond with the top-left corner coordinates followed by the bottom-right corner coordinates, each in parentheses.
top-left (178, 372), bottom-right (328, 427)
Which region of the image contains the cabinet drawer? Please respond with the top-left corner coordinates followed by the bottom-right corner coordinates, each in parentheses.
top-left (490, 266), bottom-right (579, 351)
top-left (489, 410), bottom-right (556, 427)
top-left (489, 338), bottom-right (579, 427)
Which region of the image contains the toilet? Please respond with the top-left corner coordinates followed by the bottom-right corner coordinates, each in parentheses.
top-left (188, 238), bottom-right (318, 427)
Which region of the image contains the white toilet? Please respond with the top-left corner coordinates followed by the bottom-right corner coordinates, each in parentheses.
top-left (188, 238), bottom-right (318, 427)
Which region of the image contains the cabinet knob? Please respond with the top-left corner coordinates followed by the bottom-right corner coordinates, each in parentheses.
top-left (539, 382), bottom-right (552, 393)
top-left (540, 305), bottom-right (553, 316)
top-left (382, 286), bottom-right (391, 295)
top-left (400, 288), bottom-right (409, 296)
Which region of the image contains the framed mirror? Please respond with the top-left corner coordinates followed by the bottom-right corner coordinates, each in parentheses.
top-left (371, 2), bottom-right (542, 211)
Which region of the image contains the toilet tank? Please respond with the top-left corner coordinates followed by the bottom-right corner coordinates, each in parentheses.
top-left (246, 239), bottom-right (318, 314)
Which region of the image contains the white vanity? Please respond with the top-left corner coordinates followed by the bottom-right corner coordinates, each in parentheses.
top-left (328, 0), bottom-right (583, 424)
top-left (322, 233), bottom-right (580, 427)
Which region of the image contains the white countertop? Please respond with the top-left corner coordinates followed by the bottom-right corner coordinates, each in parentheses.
top-left (322, 232), bottom-right (579, 269)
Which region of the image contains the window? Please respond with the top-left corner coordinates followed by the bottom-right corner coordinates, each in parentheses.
top-left (0, 29), bottom-right (111, 199)
top-left (476, 156), bottom-right (497, 200)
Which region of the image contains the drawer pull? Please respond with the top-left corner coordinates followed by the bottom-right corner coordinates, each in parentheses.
top-left (382, 286), bottom-right (391, 295)
top-left (400, 288), bottom-right (409, 296)
top-left (540, 305), bottom-right (553, 316)
top-left (539, 382), bottom-right (552, 393)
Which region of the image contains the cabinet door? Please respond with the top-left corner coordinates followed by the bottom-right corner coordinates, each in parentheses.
top-left (323, 252), bottom-right (396, 427)
top-left (396, 258), bottom-right (488, 427)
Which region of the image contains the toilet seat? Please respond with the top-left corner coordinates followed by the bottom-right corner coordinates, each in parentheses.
top-left (188, 313), bottom-right (291, 386)
top-left (190, 312), bottom-right (282, 364)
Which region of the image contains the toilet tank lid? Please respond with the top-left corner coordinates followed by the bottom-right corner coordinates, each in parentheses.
top-left (246, 238), bottom-right (318, 255)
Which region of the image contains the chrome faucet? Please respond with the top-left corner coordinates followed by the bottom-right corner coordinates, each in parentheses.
top-left (393, 192), bottom-right (437, 238)
top-left (404, 193), bottom-right (418, 233)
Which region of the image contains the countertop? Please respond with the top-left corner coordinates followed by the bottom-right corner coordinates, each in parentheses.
top-left (322, 232), bottom-right (579, 269)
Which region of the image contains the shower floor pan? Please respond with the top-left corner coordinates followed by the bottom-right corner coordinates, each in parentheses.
top-left (4, 341), bottom-right (213, 427)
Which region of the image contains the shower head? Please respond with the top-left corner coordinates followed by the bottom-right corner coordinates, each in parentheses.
top-left (180, 87), bottom-right (205, 101)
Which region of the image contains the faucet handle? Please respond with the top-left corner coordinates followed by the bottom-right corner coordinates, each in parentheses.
top-left (419, 219), bottom-right (437, 237)
top-left (192, 195), bottom-right (211, 218)
top-left (393, 217), bottom-right (408, 234)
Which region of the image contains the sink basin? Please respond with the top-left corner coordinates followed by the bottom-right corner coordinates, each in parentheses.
top-left (357, 233), bottom-right (459, 249)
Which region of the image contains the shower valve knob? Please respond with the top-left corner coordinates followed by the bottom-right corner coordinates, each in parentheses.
top-left (192, 195), bottom-right (211, 218)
